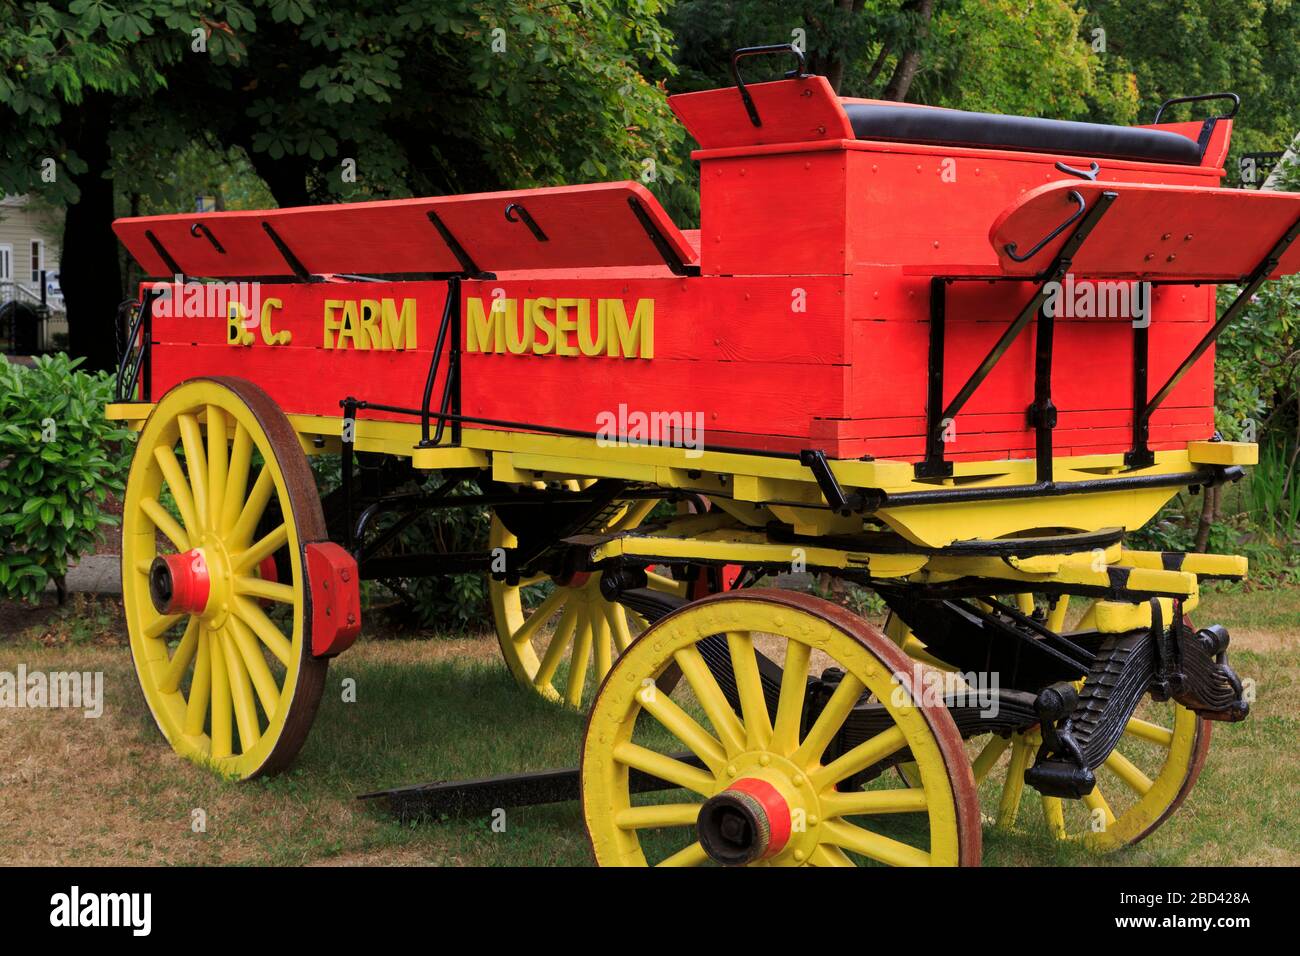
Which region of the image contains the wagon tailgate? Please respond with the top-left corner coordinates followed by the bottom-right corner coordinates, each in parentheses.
top-left (990, 181), bottom-right (1300, 280)
top-left (112, 182), bottom-right (697, 279)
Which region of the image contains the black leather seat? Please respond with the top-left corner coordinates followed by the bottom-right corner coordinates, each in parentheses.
top-left (843, 103), bottom-right (1204, 166)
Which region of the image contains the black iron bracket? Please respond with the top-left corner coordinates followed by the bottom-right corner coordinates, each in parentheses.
top-left (729, 43), bottom-right (810, 127)
top-left (917, 190), bottom-right (1118, 479)
top-left (114, 289), bottom-right (156, 403)
top-left (418, 275), bottom-right (461, 448)
top-left (426, 210), bottom-right (494, 279)
top-left (1126, 214), bottom-right (1300, 468)
top-left (144, 230), bottom-right (183, 278)
top-left (261, 221), bottom-right (321, 282)
top-left (800, 448), bottom-right (864, 515)
top-left (627, 196), bottom-right (700, 277)
top-left (1004, 189), bottom-right (1086, 262)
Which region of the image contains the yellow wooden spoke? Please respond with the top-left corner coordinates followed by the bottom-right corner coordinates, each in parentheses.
top-left (593, 611), bottom-right (612, 683)
top-left (636, 682), bottom-right (727, 773)
top-left (232, 523), bottom-right (288, 575)
top-left (615, 803), bottom-right (702, 830)
top-left (565, 618), bottom-right (594, 707)
top-left (209, 626), bottom-right (233, 759)
top-left (811, 725), bottom-right (908, 791)
top-left (220, 424), bottom-right (253, 535)
top-left (205, 406), bottom-right (227, 528)
top-left (1124, 716), bottom-right (1175, 748)
top-left (793, 672), bottom-right (866, 769)
top-left (534, 603), bottom-right (578, 689)
top-left (510, 587), bottom-right (567, 648)
top-left (656, 841), bottom-right (709, 868)
top-left (153, 445), bottom-right (200, 536)
top-left (140, 496), bottom-right (190, 552)
top-left (227, 615), bottom-right (281, 720)
top-left (182, 627), bottom-right (211, 736)
top-left (229, 465), bottom-right (275, 547)
top-left (222, 631), bottom-right (261, 754)
top-left (1104, 749), bottom-right (1154, 796)
top-left (606, 602), bottom-right (635, 653)
top-left (231, 596), bottom-right (294, 667)
top-left (822, 787), bottom-right (930, 818)
top-left (771, 639), bottom-right (812, 755)
top-left (144, 612), bottom-right (184, 640)
top-left (996, 736), bottom-right (1033, 828)
top-left (808, 844), bottom-right (856, 867)
top-left (612, 741), bottom-right (715, 796)
top-left (176, 413), bottom-right (209, 534)
top-left (726, 631), bottom-right (772, 749)
top-left (971, 734), bottom-right (1012, 785)
top-left (1042, 796), bottom-right (1067, 840)
top-left (1083, 785), bottom-right (1117, 829)
top-left (820, 819), bottom-right (932, 867)
top-left (672, 645), bottom-right (746, 757)
top-left (235, 575), bottom-right (296, 605)
top-left (159, 617), bottom-right (200, 694)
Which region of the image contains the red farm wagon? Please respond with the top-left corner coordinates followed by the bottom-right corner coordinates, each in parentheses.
top-left (105, 45), bottom-right (1293, 866)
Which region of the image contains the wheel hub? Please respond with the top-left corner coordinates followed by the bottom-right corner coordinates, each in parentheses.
top-left (149, 550), bottom-right (211, 616)
top-left (696, 754), bottom-right (820, 866)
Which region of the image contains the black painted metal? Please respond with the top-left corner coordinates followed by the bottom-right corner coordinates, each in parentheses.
top-left (728, 43), bottom-right (809, 127)
top-left (143, 230), bottom-right (182, 278)
top-left (504, 202), bottom-right (548, 242)
top-left (189, 222), bottom-right (225, 254)
top-left (418, 275), bottom-right (460, 448)
top-left (626, 196), bottom-right (700, 277)
top-left (260, 221), bottom-right (319, 281)
top-left (1004, 189), bottom-right (1086, 262)
top-left (425, 210), bottom-right (492, 279)
top-left (1030, 301), bottom-right (1057, 483)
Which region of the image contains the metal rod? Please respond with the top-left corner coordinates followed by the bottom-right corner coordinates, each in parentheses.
top-left (1031, 302), bottom-right (1056, 484)
top-left (260, 222), bottom-right (318, 282)
top-left (420, 276), bottom-right (459, 447)
top-left (426, 211), bottom-right (489, 278)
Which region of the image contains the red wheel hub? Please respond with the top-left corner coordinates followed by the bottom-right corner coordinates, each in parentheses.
top-left (696, 776), bottom-right (792, 864)
top-left (149, 550), bottom-right (211, 616)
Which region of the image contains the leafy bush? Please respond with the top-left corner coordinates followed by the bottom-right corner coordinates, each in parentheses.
top-left (0, 355), bottom-right (134, 602)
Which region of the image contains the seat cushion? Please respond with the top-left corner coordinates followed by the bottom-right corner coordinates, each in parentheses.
top-left (843, 103), bottom-right (1204, 166)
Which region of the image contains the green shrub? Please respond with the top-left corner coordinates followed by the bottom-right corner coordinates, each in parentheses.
top-left (0, 354), bottom-right (134, 602)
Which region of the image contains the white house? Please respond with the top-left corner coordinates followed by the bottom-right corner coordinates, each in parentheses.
top-left (0, 194), bottom-right (65, 352)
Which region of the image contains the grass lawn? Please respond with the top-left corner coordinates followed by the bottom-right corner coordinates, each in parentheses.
top-left (1, 586), bottom-right (1296, 866)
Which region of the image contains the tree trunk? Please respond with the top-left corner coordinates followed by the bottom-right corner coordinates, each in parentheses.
top-left (1194, 485), bottom-right (1219, 552)
top-left (60, 95), bottom-right (122, 372)
top-left (882, 0), bottom-right (935, 102)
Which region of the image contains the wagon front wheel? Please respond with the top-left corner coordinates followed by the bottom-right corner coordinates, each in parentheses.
top-left (122, 377), bottom-right (328, 780)
top-left (581, 589), bottom-right (982, 866)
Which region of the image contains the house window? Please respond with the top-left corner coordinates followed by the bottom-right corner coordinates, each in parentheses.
top-left (0, 245), bottom-right (12, 283)
top-left (30, 239), bottom-right (43, 284)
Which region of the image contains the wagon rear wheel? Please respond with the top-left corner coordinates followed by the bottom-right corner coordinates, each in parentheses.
top-left (489, 499), bottom-right (686, 708)
top-left (122, 377), bottom-right (328, 780)
top-left (581, 589), bottom-right (981, 866)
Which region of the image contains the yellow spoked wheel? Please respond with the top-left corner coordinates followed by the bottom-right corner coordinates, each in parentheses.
top-left (581, 589), bottom-right (982, 866)
top-left (889, 595), bottom-right (1211, 850)
top-left (489, 500), bottom-right (686, 708)
top-left (122, 377), bottom-right (328, 780)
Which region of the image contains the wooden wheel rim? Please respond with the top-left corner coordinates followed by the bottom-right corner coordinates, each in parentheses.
top-left (581, 589), bottom-right (981, 867)
top-left (488, 500), bottom-right (683, 708)
top-left (122, 377), bottom-right (327, 779)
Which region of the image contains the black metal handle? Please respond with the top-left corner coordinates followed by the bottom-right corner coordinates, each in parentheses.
top-left (1054, 161), bottom-right (1099, 181)
top-left (189, 222), bottom-right (225, 254)
top-left (504, 202), bottom-right (548, 242)
top-left (1153, 92), bottom-right (1240, 124)
top-left (729, 43), bottom-right (810, 128)
top-left (1004, 190), bottom-right (1087, 263)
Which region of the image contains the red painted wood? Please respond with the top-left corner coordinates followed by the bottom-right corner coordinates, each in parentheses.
top-left (114, 182), bottom-right (696, 279)
top-left (992, 181), bottom-right (1300, 279)
top-left (670, 76), bottom-right (852, 150)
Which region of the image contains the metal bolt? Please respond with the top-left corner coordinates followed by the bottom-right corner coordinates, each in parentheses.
top-left (759, 754), bottom-right (771, 766)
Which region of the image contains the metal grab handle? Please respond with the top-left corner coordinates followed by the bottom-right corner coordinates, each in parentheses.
top-left (189, 222), bottom-right (225, 254)
top-left (729, 43), bottom-right (810, 128)
top-left (1054, 160), bottom-right (1099, 181)
top-left (1004, 190), bottom-right (1087, 263)
top-left (504, 202), bottom-right (548, 242)
top-left (1153, 92), bottom-right (1240, 124)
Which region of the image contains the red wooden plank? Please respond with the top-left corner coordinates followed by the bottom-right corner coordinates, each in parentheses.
top-left (114, 182), bottom-right (696, 279)
top-left (991, 181), bottom-right (1300, 279)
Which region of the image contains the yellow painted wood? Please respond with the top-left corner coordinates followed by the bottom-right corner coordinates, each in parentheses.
top-left (1187, 440), bottom-right (1257, 466)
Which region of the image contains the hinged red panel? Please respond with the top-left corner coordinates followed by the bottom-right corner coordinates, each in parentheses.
top-left (112, 182), bottom-right (696, 279)
top-left (670, 76), bottom-right (852, 150)
top-left (306, 542), bottom-right (361, 658)
top-left (991, 181), bottom-right (1300, 279)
